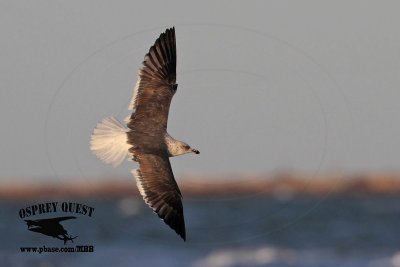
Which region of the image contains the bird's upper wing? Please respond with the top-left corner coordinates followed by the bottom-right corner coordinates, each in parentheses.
top-left (127, 27), bottom-right (177, 132)
top-left (132, 151), bottom-right (186, 241)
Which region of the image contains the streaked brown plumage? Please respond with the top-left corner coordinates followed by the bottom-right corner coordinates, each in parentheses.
top-left (90, 27), bottom-right (199, 241)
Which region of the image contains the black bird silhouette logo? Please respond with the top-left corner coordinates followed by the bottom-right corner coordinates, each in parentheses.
top-left (24, 216), bottom-right (77, 244)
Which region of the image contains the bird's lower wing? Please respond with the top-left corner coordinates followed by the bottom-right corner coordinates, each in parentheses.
top-left (131, 152), bottom-right (186, 241)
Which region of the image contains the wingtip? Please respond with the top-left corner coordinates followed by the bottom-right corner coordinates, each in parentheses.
top-left (182, 233), bottom-right (186, 242)
top-left (164, 215), bottom-right (186, 242)
top-left (178, 225), bottom-right (186, 242)
top-left (178, 227), bottom-right (186, 242)
top-left (162, 26), bottom-right (175, 41)
top-left (159, 26), bottom-right (175, 38)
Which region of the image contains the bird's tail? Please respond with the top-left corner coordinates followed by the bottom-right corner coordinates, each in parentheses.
top-left (90, 116), bottom-right (131, 167)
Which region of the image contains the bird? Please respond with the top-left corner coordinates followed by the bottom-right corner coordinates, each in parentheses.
top-left (25, 216), bottom-right (77, 244)
top-left (90, 27), bottom-right (199, 241)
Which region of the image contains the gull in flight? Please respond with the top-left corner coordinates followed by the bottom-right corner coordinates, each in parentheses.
top-left (90, 27), bottom-right (199, 241)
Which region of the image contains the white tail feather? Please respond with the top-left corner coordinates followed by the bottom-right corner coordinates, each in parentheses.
top-left (90, 116), bottom-right (130, 167)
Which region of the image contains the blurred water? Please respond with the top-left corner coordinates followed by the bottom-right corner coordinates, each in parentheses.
top-left (1, 194), bottom-right (399, 267)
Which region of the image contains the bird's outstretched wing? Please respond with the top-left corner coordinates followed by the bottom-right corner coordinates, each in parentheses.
top-left (132, 151), bottom-right (185, 241)
top-left (127, 27), bottom-right (177, 132)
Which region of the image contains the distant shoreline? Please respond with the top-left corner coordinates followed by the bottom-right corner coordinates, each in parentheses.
top-left (1, 173), bottom-right (400, 199)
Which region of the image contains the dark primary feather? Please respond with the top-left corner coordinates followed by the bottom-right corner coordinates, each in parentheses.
top-left (126, 27), bottom-right (186, 240)
top-left (127, 27), bottom-right (177, 134)
top-left (134, 152), bottom-right (186, 241)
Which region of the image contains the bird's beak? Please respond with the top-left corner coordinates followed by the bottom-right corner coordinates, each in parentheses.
top-left (192, 149), bottom-right (200, 154)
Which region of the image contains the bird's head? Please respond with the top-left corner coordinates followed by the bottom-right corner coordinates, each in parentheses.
top-left (182, 143), bottom-right (200, 155)
top-left (170, 142), bottom-right (199, 157)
